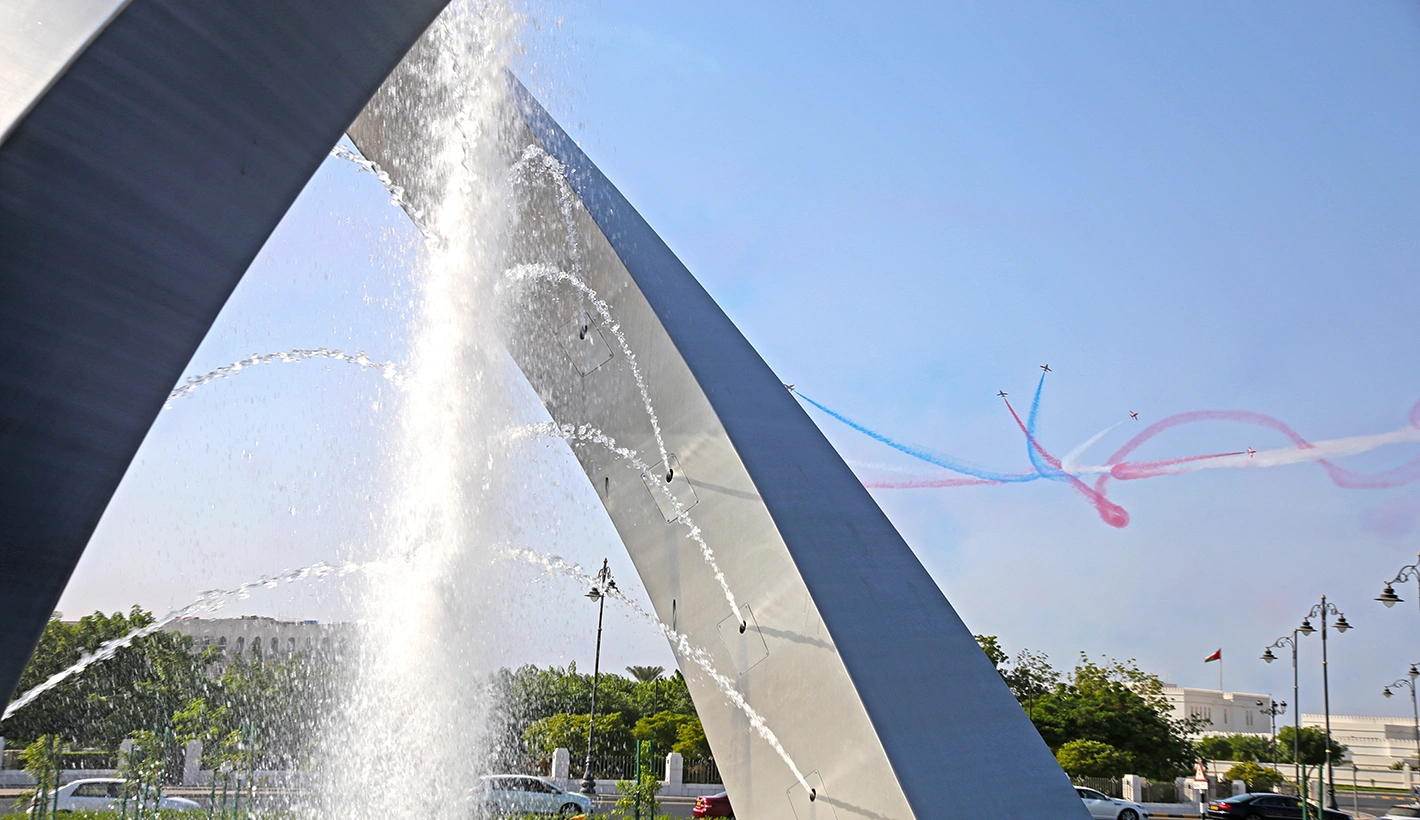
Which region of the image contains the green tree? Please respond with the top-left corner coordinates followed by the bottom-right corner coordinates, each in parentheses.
top-left (523, 712), bottom-right (633, 761)
top-left (1056, 739), bottom-right (1134, 778)
top-left (1276, 726), bottom-right (1346, 766)
top-left (1225, 761), bottom-right (1286, 792)
top-left (626, 666), bottom-right (665, 683)
top-left (1031, 654), bottom-right (1195, 779)
top-left (632, 711), bottom-right (693, 751)
top-left (1197, 735), bottom-right (1235, 762)
top-left (1229, 734), bottom-right (1273, 763)
top-left (973, 635), bottom-right (1059, 719)
top-left (672, 716), bottom-right (711, 760)
top-left (1, 609), bottom-right (213, 749)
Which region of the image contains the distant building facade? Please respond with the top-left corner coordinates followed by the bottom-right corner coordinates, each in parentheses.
top-left (1163, 686), bottom-right (1420, 768)
top-left (1162, 685), bottom-right (1275, 735)
top-left (1301, 713), bottom-right (1419, 768)
top-left (164, 616), bottom-right (354, 666)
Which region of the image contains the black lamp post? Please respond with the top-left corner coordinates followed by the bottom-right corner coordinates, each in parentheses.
top-left (1298, 596), bottom-right (1351, 809)
top-left (1262, 632), bottom-right (1302, 792)
top-left (1377, 553), bottom-right (1420, 612)
top-left (1383, 664), bottom-right (1420, 772)
top-left (581, 558), bottom-right (616, 796)
top-left (1257, 698), bottom-right (1287, 767)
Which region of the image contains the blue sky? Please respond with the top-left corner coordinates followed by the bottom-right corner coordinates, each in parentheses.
top-left (62, 1), bottom-right (1420, 717)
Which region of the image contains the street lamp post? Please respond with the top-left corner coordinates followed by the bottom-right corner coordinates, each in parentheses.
top-left (1376, 553), bottom-right (1420, 612)
top-left (581, 559), bottom-right (617, 796)
top-left (1299, 596), bottom-right (1352, 809)
top-left (1257, 698), bottom-right (1288, 768)
top-left (1383, 664), bottom-right (1420, 773)
top-left (1263, 632), bottom-right (1302, 791)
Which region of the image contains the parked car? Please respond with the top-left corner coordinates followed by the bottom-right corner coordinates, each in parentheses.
top-left (1203, 793), bottom-right (1351, 820)
top-left (692, 791), bottom-right (733, 818)
top-left (1379, 805), bottom-right (1420, 820)
top-left (1076, 787), bottom-right (1150, 820)
top-left (31, 778), bottom-right (200, 813)
top-left (469, 775), bottom-right (592, 817)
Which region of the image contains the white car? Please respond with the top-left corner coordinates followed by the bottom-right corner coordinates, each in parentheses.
top-left (470, 775), bottom-right (593, 817)
top-left (1076, 786), bottom-right (1150, 820)
top-left (38, 778), bottom-right (201, 813)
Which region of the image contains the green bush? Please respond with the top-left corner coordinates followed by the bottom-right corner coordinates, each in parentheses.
top-left (1225, 761), bottom-right (1286, 792)
top-left (1056, 739), bottom-right (1133, 778)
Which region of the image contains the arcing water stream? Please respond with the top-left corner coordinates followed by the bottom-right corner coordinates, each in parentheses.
top-left (3, 561), bottom-right (363, 720)
top-left (21, 2), bottom-right (806, 808)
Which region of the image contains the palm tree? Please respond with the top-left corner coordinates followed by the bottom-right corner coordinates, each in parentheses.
top-left (626, 666), bottom-right (664, 683)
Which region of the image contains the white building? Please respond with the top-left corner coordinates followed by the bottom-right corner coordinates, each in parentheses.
top-left (1301, 713), bottom-right (1419, 768)
top-left (164, 616), bottom-right (354, 666)
top-left (1163, 685), bottom-right (1276, 735)
top-left (1162, 686), bottom-right (1420, 768)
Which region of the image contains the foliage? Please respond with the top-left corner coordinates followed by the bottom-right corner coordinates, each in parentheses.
top-left (1, 610), bottom-right (211, 749)
top-left (523, 712), bottom-right (632, 761)
top-left (974, 635), bottom-right (1058, 719)
top-left (2, 608), bottom-right (340, 771)
top-left (1225, 761), bottom-right (1286, 792)
top-left (1196, 735), bottom-right (1235, 762)
top-left (672, 716), bottom-right (710, 760)
top-left (1031, 653), bottom-right (1197, 779)
top-left (1276, 726), bottom-right (1347, 766)
top-left (1197, 733), bottom-right (1275, 763)
top-left (486, 664), bottom-right (701, 767)
top-left (625, 667), bottom-right (665, 683)
top-left (632, 711), bottom-right (692, 751)
top-left (1056, 739), bottom-right (1133, 778)
top-left (612, 752), bottom-right (663, 820)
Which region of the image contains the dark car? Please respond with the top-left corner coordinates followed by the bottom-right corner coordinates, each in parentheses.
top-left (1204, 793), bottom-right (1350, 820)
top-left (692, 791), bottom-right (733, 818)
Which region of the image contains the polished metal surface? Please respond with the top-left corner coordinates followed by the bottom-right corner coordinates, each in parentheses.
top-left (350, 66), bottom-right (1088, 820)
top-left (0, 0), bottom-right (450, 703)
top-left (0, 0), bottom-right (130, 142)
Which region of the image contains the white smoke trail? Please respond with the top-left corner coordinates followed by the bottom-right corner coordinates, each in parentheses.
top-left (165, 348), bottom-right (400, 408)
top-left (3, 561), bottom-right (363, 720)
top-left (1061, 423), bottom-right (1122, 474)
top-left (1073, 424), bottom-right (1420, 477)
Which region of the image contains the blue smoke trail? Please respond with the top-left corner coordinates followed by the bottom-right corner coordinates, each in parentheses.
top-left (1025, 372), bottom-right (1067, 479)
top-left (793, 391), bottom-right (1041, 484)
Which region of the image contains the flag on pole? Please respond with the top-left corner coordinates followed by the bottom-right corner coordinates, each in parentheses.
top-left (1205, 648), bottom-right (1223, 691)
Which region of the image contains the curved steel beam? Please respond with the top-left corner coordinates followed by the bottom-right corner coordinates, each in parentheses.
top-left (350, 63), bottom-right (1086, 819)
top-left (0, 0), bottom-right (450, 704)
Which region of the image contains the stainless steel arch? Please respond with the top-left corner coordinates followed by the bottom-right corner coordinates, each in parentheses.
top-left (2, 4), bottom-right (1086, 818)
top-left (349, 62), bottom-right (1087, 820)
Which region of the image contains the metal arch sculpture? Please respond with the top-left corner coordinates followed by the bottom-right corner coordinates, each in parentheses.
top-left (2, 4), bottom-right (1086, 818)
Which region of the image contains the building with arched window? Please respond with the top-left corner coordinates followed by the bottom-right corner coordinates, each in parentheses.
top-left (165, 616), bottom-right (353, 669)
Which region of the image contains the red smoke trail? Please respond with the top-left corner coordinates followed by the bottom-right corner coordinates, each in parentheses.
top-left (1003, 398), bottom-right (1131, 529)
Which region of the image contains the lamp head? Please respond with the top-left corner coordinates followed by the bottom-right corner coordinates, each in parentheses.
top-left (1378, 584), bottom-right (1403, 608)
top-left (1410, 664), bottom-right (1419, 680)
top-left (1334, 614), bottom-right (1352, 633)
top-left (1299, 618), bottom-right (1315, 636)
top-left (1385, 686), bottom-right (1395, 699)
top-left (1261, 647), bottom-right (1277, 663)
top-left (586, 587), bottom-right (603, 602)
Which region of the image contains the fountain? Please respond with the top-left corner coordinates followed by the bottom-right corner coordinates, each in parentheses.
top-left (2, 2), bottom-right (1088, 819)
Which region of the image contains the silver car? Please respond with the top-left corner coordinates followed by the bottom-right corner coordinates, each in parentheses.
top-left (1378, 805), bottom-right (1420, 820)
top-left (1076, 786), bottom-right (1150, 820)
top-left (36, 779), bottom-right (200, 813)
top-left (470, 775), bottom-right (593, 817)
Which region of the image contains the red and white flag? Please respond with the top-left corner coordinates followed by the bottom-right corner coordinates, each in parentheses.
top-left (1204, 648), bottom-right (1222, 663)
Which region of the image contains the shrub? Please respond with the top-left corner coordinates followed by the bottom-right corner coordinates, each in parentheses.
top-left (1056, 740), bottom-right (1133, 778)
top-left (1225, 761), bottom-right (1286, 792)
